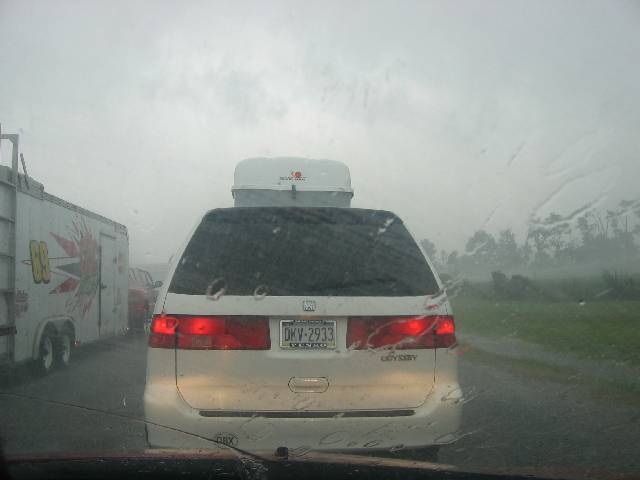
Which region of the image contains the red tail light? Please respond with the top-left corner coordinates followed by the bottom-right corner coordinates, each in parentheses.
top-left (149, 314), bottom-right (270, 350)
top-left (346, 315), bottom-right (456, 350)
top-left (148, 315), bottom-right (179, 348)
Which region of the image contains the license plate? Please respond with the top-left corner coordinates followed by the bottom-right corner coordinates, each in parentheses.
top-left (280, 320), bottom-right (337, 349)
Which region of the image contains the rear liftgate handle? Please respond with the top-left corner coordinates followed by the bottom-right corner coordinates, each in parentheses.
top-left (288, 377), bottom-right (329, 393)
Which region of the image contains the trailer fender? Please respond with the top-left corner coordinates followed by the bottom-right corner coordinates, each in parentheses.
top-left (31, 316), bottom-right (76, 361)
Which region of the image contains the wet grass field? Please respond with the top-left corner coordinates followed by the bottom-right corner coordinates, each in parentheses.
top-left (451, 297), bottom-right (640, 366)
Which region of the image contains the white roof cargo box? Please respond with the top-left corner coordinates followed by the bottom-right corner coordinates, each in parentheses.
top-left (232, 157), bottom-right (354, 207)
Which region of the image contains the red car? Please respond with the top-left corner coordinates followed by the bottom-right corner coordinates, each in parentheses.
top-left (128, 267), bottom-right (162, 331)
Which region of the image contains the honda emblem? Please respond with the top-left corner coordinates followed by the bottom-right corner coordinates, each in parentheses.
top-left (302, 300), bottom-right (316, 312)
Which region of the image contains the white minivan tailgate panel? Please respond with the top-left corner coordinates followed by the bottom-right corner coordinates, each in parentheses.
top-left (163, 293), bottom-right (448, 316)
top-left (170, 293), bottom-right (448, 412)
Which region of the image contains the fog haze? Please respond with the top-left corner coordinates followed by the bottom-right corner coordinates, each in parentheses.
top-left (1, 0), bottom-right (639, 263)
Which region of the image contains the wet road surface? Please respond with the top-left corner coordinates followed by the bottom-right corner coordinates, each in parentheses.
top-left (0, 335), bottom-right (638, 474)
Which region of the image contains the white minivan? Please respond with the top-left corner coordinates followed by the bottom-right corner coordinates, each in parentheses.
top-left (144, 158), bottom-right (462, 459)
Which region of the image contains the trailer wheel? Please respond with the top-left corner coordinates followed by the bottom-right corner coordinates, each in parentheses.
top-left (34, 332), bottom-right (55, 375)
top-left (55, 330), bottom-right (74, 368)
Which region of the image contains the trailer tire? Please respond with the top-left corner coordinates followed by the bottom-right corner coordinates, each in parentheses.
top-left (33, 331), bottom-right (56, 375)
top-left (55, 329), bottom-right (74, 368)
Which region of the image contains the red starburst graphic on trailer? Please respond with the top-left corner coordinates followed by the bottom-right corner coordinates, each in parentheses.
top-left (49, 220), bottom-right (99, 318)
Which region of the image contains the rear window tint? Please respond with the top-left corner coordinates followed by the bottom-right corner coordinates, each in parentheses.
top-left (169, 207), bottom-right (439, 297)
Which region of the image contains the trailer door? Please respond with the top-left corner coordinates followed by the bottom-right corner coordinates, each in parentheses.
top-left (99, 234), bottom-right (116, 337)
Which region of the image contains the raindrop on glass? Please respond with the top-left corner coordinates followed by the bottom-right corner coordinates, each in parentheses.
top-left (253, 284), bottom-right (268, 300)
top-left (206, 278), bottom-right (227, 301)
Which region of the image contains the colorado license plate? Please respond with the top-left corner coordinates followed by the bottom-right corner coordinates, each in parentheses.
top-left (280, 320), bottom-right (337, 349)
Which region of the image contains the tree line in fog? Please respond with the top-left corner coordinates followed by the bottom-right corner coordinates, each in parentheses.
top-left (422, 199), bottom-right (640, 279)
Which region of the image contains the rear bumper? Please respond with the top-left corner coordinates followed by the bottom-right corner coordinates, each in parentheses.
top-left (144, 381), bottom-right (462, 453)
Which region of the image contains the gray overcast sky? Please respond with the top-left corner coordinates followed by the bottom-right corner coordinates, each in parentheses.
top-left (1, 0), bottom-right (639, 263)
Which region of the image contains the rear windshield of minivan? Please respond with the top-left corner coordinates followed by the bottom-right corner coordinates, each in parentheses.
top-left (169, 207), bottom-right (439, 297)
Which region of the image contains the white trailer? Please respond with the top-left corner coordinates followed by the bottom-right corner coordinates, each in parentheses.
top-left (0, 128), bottom-right (129, 374)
